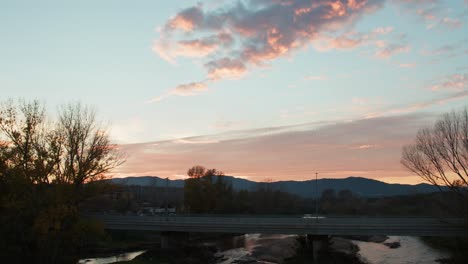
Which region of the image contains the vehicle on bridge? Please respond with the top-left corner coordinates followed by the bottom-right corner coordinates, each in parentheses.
top-left (302, 214), bottom-right (325, 219)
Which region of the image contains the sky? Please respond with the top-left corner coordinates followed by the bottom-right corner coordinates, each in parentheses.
top-left (1, 0), bottom-right (467, 184)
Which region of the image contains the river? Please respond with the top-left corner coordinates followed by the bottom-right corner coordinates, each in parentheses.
top-left (79, 235), bottom-right (450, 264)
top-left (353, 236), bottom-right (449, 264)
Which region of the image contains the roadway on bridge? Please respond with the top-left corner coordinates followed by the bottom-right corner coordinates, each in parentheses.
top-left (91, 215), bottom-right (468, 237)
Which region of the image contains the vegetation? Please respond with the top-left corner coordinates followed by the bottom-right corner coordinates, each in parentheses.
top-left (402, 107), bottom-right (468, 217)
top-left (0, 100), bottom-right (124, 263)
top-left (402, 107), bottom-right (468, 262)
top-left (181, 165), bottom-right (448, 216)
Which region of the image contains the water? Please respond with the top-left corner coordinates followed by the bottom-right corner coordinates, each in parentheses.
top-left (78, 235), bottom-right (450, 264)
top-left (353, 236), bottom-right (449, 264)
top-left (213, 234), bottom-right (297, 264)
top-left (77, 250), bottom-right (145, 264)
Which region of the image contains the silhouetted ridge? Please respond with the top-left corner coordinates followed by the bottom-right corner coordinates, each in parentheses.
top-left (109, 175), bottom-right (442, 198)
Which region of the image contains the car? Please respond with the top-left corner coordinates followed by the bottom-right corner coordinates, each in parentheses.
top-left (302, 214), bottom-right (326, 219)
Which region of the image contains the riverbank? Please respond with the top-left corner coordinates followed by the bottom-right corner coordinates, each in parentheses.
top-left (284, 236), bottom-right (365, 264)
top-left (107, 234), bottom-right (364, 264)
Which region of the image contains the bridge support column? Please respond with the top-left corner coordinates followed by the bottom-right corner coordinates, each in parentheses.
top-left (160, 231), bottom-right (190, 249)
top-left (307, 235), bottom-right (329, 263)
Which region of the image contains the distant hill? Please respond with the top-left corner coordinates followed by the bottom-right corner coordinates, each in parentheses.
top-left (109, 176), bottom-right (442, 198)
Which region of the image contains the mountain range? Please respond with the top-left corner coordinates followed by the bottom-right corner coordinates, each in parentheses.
top-left (110, 176), bottom-right (442, 198)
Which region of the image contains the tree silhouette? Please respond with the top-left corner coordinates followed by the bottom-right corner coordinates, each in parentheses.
top-left (401, 107), bottom-right (468, 217)
top-left (0, 99), bottom-right (124, 263)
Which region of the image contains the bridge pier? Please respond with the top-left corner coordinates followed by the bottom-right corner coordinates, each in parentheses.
top-left (160, 231), bottom-right (190, 249)
top-left (306, 234), bottom-right (329, 262)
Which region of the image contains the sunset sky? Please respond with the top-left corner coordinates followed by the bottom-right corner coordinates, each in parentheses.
top-left (1, 0), bottom-right (467, 184)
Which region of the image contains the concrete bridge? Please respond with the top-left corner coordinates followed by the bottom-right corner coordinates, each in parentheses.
top-left (92, 215), bottom-right (468, 237)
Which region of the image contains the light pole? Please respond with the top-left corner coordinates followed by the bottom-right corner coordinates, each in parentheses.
top-left (315, 172), bottom-right (318, 221)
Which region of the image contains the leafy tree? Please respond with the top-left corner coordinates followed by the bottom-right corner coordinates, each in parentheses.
top-left (184, 165), bottom-right (230, 213)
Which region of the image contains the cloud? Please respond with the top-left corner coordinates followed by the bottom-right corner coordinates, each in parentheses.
top-left (174, 138), bottom-right (220, 144)
top-left (305, 75), bottom-right (328, 81)
top-left (205, 57), bottom-right (247, 80)
top-left (440, 17), bottom-right (462, 29)
top-left (174, 81), bottom-right (208, 95)
top-left (430, 73), bottom-right (467, 91)
top-left (150, 0), bottom-right (461, 101)
top-left (398, 63), bottom-right (416, 68)
top-left (154, 32), bottom-right (234, 63)
top-left (421, 43), bottom-right (460, 56)
top-left (351, 144), bottom-right (380, 149)
top-left (115, 113), bottom-right (435, 183)
top-left (372, 26), bottom-right (394, 34)
top-left (152, 0), bottom-right (387, 100)
top-left (148, 81), bottom-right (209, 102)
top-left (365, 89), bottom-right (468, 118)
top-left (164, 5), bottom-right (204, 32)
top-left (375, 42), bottom-right (410, 58)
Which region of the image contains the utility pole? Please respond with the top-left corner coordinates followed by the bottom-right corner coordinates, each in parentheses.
top-left (315, 172), bottom-right (319, 222)
top-left (165, 177), bottom-right (169, 215)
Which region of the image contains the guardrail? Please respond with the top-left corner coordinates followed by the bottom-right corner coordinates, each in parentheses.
top-left (88, 214), bottom-right (468, 236)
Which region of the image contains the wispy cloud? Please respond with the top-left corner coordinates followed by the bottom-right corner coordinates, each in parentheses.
top-left (430, 73), bottom-right (467, 91)
top-left (115, 113), bottom-right (435, 183)
top-left (305, 75), bottom-right (328, 81)
top-left (397, 0), bottom-right (463, 30)
top-left (365, 89), bottom-right (468, 118)
top-left (398, 63), bottom-right (416, 68)
top-left (375, 42), bottom-right (410, 58)
top-left (148, 81), bottom-right (209, 102)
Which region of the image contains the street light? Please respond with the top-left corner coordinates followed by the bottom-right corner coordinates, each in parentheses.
top-left (315, 172), bottom-right (318, 221)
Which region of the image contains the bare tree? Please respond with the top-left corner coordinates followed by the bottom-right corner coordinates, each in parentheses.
top-left (0, 100), bottom-right (124, 185)
top-left (401, 107), bottom-right (468, 215)
top-left (56, 103), bottom-right (124, 185)
top-left (0, 99), bottom-right (57, 184)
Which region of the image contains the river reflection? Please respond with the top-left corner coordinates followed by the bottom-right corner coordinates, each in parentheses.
top-left (208, 234), bottom-right (297, 264)
top-left (77, 250), bottom-right (145, 264)
top-left (353, 236), bottom-right (449, 264)
top-left (78, 235), bottom-right (450, 264)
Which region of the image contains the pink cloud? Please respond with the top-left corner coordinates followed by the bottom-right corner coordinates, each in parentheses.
top-left (154, 33), bottom-right (234, 63)
top-left (148, 81), bottom-right (209, 102)
top-left (115, 114), bottom-right (435, 183)
top-left (375, 43), bottom-right (410, 58)
top-left (154, 0), bottom-right (386, 85)
top-left (164, 5), bottom-right (204, 32)
top-left (430, 73), bottom-right (467, 91)
top-left (329, 33), bottom-right (366, 49)
top-left (440, 17), bottom-right (462, 29)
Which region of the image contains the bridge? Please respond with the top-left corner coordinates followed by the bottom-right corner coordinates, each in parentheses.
top-left (92, 215), bottom-right (468, 237)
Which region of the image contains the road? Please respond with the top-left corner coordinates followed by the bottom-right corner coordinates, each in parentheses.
top-left (90, 215), bottom-right (468, 236)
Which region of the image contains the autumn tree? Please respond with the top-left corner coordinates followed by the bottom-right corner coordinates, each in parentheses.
top-left (0, 99), bottom-right (124, 263)
top-left (401, 107), bottom-right (468, 217)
